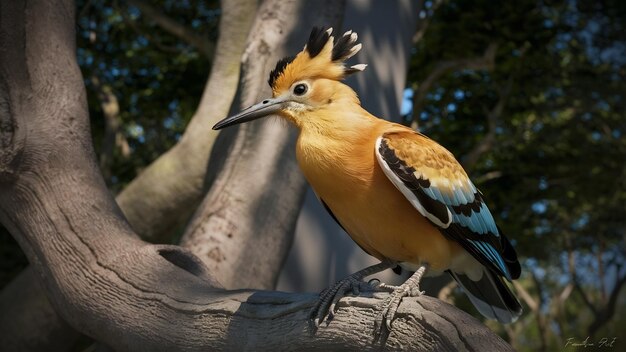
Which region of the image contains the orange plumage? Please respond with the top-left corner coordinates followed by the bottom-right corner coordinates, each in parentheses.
top-left (213, 27), bottom-right (522, 331)
top-left (296, 117), bottom-right (469, 273)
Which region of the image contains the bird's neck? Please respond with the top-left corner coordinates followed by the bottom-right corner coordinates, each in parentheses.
top-left (295, 108), bottom-right (382, 186)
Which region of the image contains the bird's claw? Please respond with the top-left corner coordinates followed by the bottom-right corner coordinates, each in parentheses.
top-left (378, 283), bottom-right (424, 296)
top-left (373, 282), bottom-right (397, 293)
top-left (309, 261), bottom-right (397, 332)
top-left (310, 274), bottom-right (366, 328)
top-left (372, 264), bottom-right (428, 338)
top-left (373, 281), bottom-right (424, 337)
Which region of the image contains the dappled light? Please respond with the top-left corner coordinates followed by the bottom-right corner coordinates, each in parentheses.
top-left (0, 0), bottom-right (623, 351)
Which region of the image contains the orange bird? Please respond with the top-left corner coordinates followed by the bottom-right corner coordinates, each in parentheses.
top-left (213, 27), bottom-right (522, 331)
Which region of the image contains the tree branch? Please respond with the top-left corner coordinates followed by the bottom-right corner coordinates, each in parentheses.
top-left (607, 266), bottom-right (626, 315)
top-left (574, 279), bottom-right (599, 315)
top-left (462, 77), bottom-right (512, 170)
top-left (570, 247), bottom-right (600, 319)
top-left (513, 280), bottom-right (538, 313)
top-left (126, 0), bottom-right (215, 59)
top-left (0, 1), bottom-right (514, 350)
top-left (597, 240), bottom-right (607, 303)
top-left (461, 44), bottom-right (529, 169)
top-left (531, 271), bottom-right (549, 352)
top-left (556, 282), bottom-right (574, 307)
top-left (116, 1), bottom-right (182, 55)
top-left (1, 0), bottom-right (255, 349)
top-left (410, 43), bottom-right (497, 129)
top-left (116, 0), bottom-right (256, 242)
top-left (587, 266), bottom-right (626, 337)
top-left (412, 0), bottom-right (443, 45)
top-left (474, 170), bottom-right (503, 183)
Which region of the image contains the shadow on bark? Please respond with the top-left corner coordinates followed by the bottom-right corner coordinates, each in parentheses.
top-left (224, 291), bottom-right (514, 351)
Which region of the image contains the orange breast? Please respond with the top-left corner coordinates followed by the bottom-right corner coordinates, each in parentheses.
top-left (296, 128), bottom-right (463, 272)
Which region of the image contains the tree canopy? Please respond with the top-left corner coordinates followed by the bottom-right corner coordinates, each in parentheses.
top-left (406, 0), bottom-right (625, 349)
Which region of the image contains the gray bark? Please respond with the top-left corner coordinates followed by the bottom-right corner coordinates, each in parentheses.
top-left (0, 0), bottom-right (513, 350)
top-left (0, 0), bottom-right (255, 349)
top-left (180, 0), bottom-right (345, 290)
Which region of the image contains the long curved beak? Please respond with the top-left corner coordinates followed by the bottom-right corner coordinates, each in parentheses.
top-left (212, 97), bottom-right (286, 130)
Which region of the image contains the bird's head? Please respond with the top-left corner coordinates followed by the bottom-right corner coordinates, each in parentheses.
top-left (213, 27), bottom-right (366, 130)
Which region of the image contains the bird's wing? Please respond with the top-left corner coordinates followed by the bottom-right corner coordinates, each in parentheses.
top-left (375, 130), bottom-right (520, 280)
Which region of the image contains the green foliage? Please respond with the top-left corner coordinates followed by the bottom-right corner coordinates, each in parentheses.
top-left (408, 0), bottom-right (625, 348)
top-left (77, 0), bottom-right (220, 192)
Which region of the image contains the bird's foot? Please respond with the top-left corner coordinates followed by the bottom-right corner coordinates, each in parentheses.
top-left (309, 261), bottom-right (394, 329)
top-left (309, 273), bottom-right (370, 327)
top-left (373, 265), bottom-right (427, 337)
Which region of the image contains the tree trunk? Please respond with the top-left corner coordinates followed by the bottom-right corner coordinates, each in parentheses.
top-left (116, 0), bottom-right (257, 243)
top-left (0, 1), bottom-right (513, 351)
top-left (0, 0), bottom-right (254, 349)
top-left (180, 0), bottom-right (345, 290)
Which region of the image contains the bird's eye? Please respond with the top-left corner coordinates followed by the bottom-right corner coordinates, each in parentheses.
top-left (293, 83), bottom-right (308, 96)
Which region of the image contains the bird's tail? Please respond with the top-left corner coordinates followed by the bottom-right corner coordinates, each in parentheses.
top-left (448, 268), bottom-right (523, 323)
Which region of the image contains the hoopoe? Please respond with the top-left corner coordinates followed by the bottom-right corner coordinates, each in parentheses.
top-left (213, 27), bottom-right (522, 332)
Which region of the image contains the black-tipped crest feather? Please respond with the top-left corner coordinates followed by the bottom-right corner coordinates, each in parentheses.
top-left (268, 55), bottom-right (295, 88)
top-left (332, 33), bottom-right (354, 61)
top-left (306, 27), bottom-right (330, 58)
top-left (268, 27), bottom-right (367, 88)
top-left (344, 67), bottom-right (361, 75)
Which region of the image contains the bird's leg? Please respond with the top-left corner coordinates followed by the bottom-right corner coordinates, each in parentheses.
top-left (310, 260), bottom-right (395, 328)
top-left (374, 264), bottom-right (428, 335)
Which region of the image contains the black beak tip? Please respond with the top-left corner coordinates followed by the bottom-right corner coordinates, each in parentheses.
top-left (212, 119), bottom-right (228, 130)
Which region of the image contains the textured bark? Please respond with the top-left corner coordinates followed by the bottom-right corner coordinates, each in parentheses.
top-left (0, 0), bottom-right (254, 349)
top-left (180, 0), bottom-right (345, 290)
top-left (116, 0), bottom-right (256, 243)
top-left (0, 1), bottom-right (512, 350)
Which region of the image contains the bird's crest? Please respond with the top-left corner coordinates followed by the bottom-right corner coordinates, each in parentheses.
top-left (268, 27), bottom-right (367, 94)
